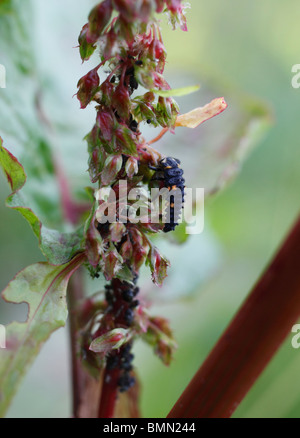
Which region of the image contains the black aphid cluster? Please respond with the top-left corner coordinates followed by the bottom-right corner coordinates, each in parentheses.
top-left (104, 279), bottom-right (140, 392)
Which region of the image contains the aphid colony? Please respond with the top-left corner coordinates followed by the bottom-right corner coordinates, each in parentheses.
top-left (95, 58), bottom-right (185, 393)
top-left (104, 281), bottom-right (139, 392)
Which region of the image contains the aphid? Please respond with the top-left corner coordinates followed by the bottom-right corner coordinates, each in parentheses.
top-left (106, 354), bottom-right (119, 370)
top-left (122, 288), bottom-right (134, 302)
top-left (130, 299), bottom-right (139, 309)
top-left (128, 114), bottom-right (139, 132)
top-left (150, 157), bottom-right (185, 233)
top-left (118, 372), bottom-right (135, 393)
top-left (124, 66), bottom-right (138, 93)
top-left (124, 308), bottom-right (134, 326)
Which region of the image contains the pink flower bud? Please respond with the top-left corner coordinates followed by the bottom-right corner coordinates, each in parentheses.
top-left (148, 245), bottom-right (170, 286)
top-left (165, 0), bottom-right (182, 14)
top-left (155, 0), bottom-right (165, 13)
top-left (119, 237), bottom-right (133, 261)
top-left (103, 247), bottom-right (123, 280)
top-left (89, 328), bottom-right (131, 354)
top-left (130, 229), bottom-right (150, 272)
top-left (125, 157), bottom-right (139, 178)
top-left (149, 39), bottom-right (165, 61)
top-left (101, 155), bottom-right (123, 186)
top-left (109, 222), bottom-right (126, 243)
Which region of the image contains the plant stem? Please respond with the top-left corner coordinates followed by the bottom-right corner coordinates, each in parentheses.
top-left (67, 268), bottom-right (87, 418)
top-left (168, 213), bottom-right (300, 418)
top-left (98, 368), bottom-right (121, 418)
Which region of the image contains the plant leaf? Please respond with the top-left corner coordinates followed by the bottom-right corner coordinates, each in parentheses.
top-left (175, 97), bottom-right (228, 128)
top-left (151, 85), bottom-right (200, 98)
top-left (0, 253), bottom-right (86, 417)
top-left (0, 1), bottom-right (91, 227)
top-left (0, 139), bottom-right (84, 265)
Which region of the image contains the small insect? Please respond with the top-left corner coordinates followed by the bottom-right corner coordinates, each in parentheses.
top-left (150, 157), bottom-right (185, 233)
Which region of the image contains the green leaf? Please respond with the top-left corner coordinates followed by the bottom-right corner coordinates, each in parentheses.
top-left (151, 85), bottom-right (200, 98)
top-left (0, 139), bottom-right (84, 265)
top-left (0, 139), bottom-right (26, 190)
top-left (0, 1), bottom-right (91, 227)
top-left (0, 0), bottom-right (13, 14)
top-left (0, 253), bottom-right (86, 417)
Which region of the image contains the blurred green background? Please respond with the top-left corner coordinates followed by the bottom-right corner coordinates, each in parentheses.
top-left (0, 0), bottom-right (300, 418)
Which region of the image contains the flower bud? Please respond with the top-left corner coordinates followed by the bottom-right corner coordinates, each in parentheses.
top-left (119, 237), bottom-right (133, 261)
top-left (87, 0), bottom-right (113, 42)
top-left (77, 67), bottom-right (100, 109)
top-left (103, 247), bottom-right (123, 281)
top-left (155, 0), bottom-right (165, 13)
top-left (78, 23), bottom-right (97, 61)
top-left (96, 110), bottom-right (114, 142)
top-left (112, 83), bottom-right (131, 120)
top-left (112, 0), bottom-right (136, 22)
top-left (125, 156), bottom-right (139, 178)
top-left (149, 39), bottom-right (165, 61)
top-left (101, 29), bottom-right (118, 60)
top-left (109, 222), bottom-right (126, 243)
top-left (101, 154), bottom-right (123, 186)
top-left (89, 328), bottom-right (131, 354)
top-left (148, 245), bottom-right (170, 286)
top-left (165, 0), bottom-right (182, 14)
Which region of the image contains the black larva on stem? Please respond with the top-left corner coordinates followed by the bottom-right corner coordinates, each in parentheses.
top-left (150, 157), bottom-right (185, 233)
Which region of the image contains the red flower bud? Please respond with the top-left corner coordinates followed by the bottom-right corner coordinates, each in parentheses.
top-left (77, 67), bottom-right (100, 109)
top-left (96, 110), bottom-right (114, 142)
top-left (149, 39), bottom-right (165, 60)
top-left (87, 0), bottom-right (113, 42)
top-left (101, 29), bottom-right (118, 60)
top-left (112, 83), bottom-right (131, 119)
top-left (112, 0), bottom-right (136, 22)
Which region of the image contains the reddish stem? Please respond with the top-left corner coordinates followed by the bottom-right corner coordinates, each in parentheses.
top-left (98, 368), bottom-right (121, 418)
top-left (168, 213), bottom-right (300, 418)
top-left (68, 269), bottom-right (86, 417)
